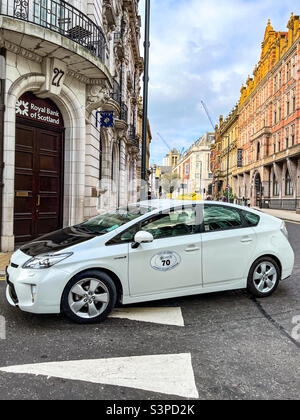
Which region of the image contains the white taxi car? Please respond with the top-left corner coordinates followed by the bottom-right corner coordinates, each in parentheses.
top-left (5, 200), bottom-right (294, 324)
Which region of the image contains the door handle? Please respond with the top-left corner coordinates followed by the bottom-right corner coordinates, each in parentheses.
top-left (241, 237), bottom-right (253, 243)
top-left (37, 195), bottom-right (41, 207)
top-left (185, 246), bottom-right (200, 252)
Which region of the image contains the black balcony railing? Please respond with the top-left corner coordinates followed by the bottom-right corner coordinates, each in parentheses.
top-left (128, 124), bottom-right (139, 148)
top-left (1, 0), bottom-right (106, 62)
top-left (119, 102), bottom-right (128, 123)
top-left (128, 124), bottom-right (136, 139)
top-left (110, 78), bottom-right (121, 103)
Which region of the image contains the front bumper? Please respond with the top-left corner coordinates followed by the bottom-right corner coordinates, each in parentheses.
top-left (5, 250), bottom-right (69, 314)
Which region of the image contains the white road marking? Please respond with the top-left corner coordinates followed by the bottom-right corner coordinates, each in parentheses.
top-left (109, 306), bottom-right (184, 327)
top-left (0, 353), bottom-right (199, 399)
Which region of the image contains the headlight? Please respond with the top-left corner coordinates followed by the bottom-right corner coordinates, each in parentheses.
top-left (281, 221), bottom-right (288, 238)
top-left (23, 253), bottom-right (73, 269)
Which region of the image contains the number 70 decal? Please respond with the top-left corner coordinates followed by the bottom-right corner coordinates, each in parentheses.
top-left (150, 251), bottom-right (181, 272)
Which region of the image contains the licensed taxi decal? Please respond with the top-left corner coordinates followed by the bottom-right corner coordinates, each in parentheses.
top-left (150, 251), bottom-right (181, 272)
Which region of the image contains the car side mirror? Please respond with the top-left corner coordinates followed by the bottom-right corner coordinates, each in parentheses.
top-left (131, 231), bottom-right (154, 249)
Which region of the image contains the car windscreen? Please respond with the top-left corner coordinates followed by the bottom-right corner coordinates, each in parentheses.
top-left (76, 205), bottom-right (155, 235)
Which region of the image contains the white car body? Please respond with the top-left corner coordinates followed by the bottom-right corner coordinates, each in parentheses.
top-left (5, 200), bottom-right (295, 315)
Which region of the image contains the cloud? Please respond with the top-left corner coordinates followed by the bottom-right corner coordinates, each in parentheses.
top-left (139, 0), bottom-right (297, 164)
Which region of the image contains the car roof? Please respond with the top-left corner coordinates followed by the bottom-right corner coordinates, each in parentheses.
top-left (138, 199), bottom-right (260, 214)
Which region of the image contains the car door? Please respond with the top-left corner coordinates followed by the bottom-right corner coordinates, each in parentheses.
top-left (202, 204), bottom-right (257, 287)
top-left (128, 206), bottom-right (203, 296)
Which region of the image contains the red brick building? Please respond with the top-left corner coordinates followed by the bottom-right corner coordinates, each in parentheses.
top-left (212, 14), bottom-right (300, 210)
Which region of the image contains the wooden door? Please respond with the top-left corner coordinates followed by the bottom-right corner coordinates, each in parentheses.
top-left (14, 123), bottom-right (63, 243)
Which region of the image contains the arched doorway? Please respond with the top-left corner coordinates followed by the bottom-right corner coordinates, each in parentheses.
top-left (14, 92), bottom-right (64, 243)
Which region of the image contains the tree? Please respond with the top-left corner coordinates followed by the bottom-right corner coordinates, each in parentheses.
top-left (223, 187), bottom-right (236, 203)
top-left (161, 173), bottom-right (181, 197)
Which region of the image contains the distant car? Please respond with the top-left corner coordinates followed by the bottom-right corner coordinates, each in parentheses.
top-left (177, 193), bottom-right (203, 201)
top-left (6, 200), bottom-right (294, 324)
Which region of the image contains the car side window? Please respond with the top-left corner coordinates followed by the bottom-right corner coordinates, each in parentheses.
top-left (203, 205), bottom-right (244, 232)
top-left (140, 207), bottom-right (199, 240)
top-left (243, 211), bottom-right (260, 227)
top-left (106, 224), bottom-right (140, 246)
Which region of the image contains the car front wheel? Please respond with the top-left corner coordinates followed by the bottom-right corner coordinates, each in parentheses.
top-left (61, 270), bottom-right (117, 324)
top-left (247, 257), bottom-right (280, 298)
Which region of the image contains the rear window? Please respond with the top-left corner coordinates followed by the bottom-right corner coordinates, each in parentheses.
top-left (243, 211), bottom-right (260, 227)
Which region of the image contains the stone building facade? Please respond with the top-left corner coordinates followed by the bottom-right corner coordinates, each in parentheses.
top-left (0, 0), bottom-right (144, 251)
top-left (212, 14), bottom-right (300, 210)
top-left (173, 133), bottom-right (214, 199)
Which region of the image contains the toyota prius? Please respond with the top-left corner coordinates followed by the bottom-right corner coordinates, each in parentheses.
top-left (5, 200), bottom-right (294, 323)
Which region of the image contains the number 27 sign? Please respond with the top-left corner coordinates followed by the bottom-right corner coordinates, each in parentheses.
top-left (43, 58), bottom-right (67, 95)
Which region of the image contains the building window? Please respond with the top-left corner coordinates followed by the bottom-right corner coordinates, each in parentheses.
top-left (291, 125), bottom-right (295, 146)
top-left (185, 164), bottom-right (189, 175)
top-left (292, 90), bottom-right (296, 112)
top-left (257, 142), bottom-right (260, 160)
top-left (286, 93), bottom-right (290, 116)
top-left (286, 61), bottom-right (291, 81)
top-left (285, 169), bottom-right (294, 196)
top-left (273, 175), bottom-right (279, 196)
top-left (279, 70), bottom-right (282, 88)
top-left (285, 128), bottom-right (289, 149)
top-left (278, 102), bottom-right (281, 121)
top-left (292, 56), bottom-right (297, 79)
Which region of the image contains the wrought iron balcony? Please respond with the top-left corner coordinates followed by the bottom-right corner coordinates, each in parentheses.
top-left (110, 78), bottom-right (121, 104)
top-left (128, 124), bottom-right (136, 140)
top-left (1, 0), bottom-right (106, 62)
top-left (128, 124), bottom-right (140, 148)
top-left (119, 102), bottom-right (128, 123)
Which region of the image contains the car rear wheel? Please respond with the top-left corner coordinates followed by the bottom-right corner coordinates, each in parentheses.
top-left (247, 257), bottom-right (280, 298)
top-left (61, 270), bottom-right (117, 324)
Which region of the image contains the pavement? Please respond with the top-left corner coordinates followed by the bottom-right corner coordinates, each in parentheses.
top-left (0, 253), bottom-right (11, 279)
top-left (0, 222), bottom-right (299, 400)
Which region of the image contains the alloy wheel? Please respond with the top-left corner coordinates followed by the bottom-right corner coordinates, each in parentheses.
top-left (253, 262), bottom-right (277, 294)
top-left (68, 278), bottom-right (109, 319)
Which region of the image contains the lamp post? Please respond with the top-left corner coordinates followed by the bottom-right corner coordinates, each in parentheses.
top-left (224, 135), bottom-right (230, 203)
top-left (141, 0), bottom-right (151, 200)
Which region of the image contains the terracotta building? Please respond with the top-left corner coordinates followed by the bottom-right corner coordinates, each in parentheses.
top-left (212, 14), bottom-right (300, 210)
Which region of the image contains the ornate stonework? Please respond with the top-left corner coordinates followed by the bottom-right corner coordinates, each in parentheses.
top-left (86, 81), bottom-right (111, 114)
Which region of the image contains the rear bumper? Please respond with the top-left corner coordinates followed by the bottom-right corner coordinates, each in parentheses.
top-left (282, 266), bottom-right (294, 281)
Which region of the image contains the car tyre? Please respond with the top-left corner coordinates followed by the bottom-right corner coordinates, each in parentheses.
top-left (61, 270), bottom-right (117, 324)
top-left (247, 256), bottom-right (280, 298)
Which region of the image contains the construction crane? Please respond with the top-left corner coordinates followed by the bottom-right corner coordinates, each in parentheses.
top-left (200, 100), bottom-right (215, 131)
top-left (157, 132), bottom-right (172, 151)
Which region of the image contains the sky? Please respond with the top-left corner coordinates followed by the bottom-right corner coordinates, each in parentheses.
top-left (138, 0), bottom-right (297, 165)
